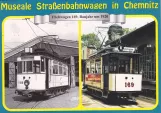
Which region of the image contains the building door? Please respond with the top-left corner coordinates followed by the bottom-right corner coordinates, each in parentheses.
top-left (45, 58), bottom-right (49, 89)
top-left (5, 63), bottom-right (9, 87)
top-left (9, 62), bottom-right (16, 88)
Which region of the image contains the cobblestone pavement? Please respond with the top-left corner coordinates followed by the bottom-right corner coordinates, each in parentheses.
top-left (82, 91), bottom-right (155, 108)
top-left (5, 87), bottom-right (79, 109)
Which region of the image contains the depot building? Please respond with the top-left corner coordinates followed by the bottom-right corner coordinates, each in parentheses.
top-left (5, 36), bottom-right (79, 88)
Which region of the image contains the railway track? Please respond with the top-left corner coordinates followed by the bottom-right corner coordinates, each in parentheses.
top-left (136, 95), bottom-right (156, 104)
top-left (13, 90), bottom-right (69, 108)
top-left (119, 105), bottom-right (143, 108)
top-left (14, 96), bottom-right (44, 108)
top-left (6, 92), bottom-right (15, 96)
top-left (83, 90), bottom-right (153, 108)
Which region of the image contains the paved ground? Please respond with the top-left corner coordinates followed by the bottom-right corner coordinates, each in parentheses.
top-left (5, 87), bottom-right (79, 109)
top-left (5, 87), bottom-right (155, 109)
top-left (82, 91), bottom-right (155, 108)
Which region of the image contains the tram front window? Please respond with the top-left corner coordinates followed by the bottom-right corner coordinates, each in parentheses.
top-left (33, 61), bottom-right (40, 73)
top-left (109, 54), bottom-right (139, 74)
top-left (27, 61), bottom-right (32, 72)
top-left (21, 61), bottom-right (33, 73)
top-left (17, 62), bottom-right (22, 74)
top-left (17, 60), bottom-right (42, 74)
top-left (119, 60), bottom-right (130, 73)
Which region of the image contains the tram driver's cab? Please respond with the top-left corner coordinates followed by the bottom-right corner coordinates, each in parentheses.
top-left (102, 51), bottom-right (142, 92)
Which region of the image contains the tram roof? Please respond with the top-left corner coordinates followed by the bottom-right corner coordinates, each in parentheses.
top-left (87, 51), bottom-right (140, 59)
top-left (89, 46), bottom-right (140, 57)
top-left (102, 52), bottom-right (141, 56)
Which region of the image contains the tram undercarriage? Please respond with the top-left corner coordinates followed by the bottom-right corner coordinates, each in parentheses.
top-left (85, 85), bottom-right (140, 101)
top-left (15, 85), bottom-right (70, 98)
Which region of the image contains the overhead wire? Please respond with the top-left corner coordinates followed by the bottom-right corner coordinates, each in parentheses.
top-left (25, 18), bottom-right (61, 55)
top-left (25, 19), bottom-right (40, 49)
top-left (25, 19), bottom-right (38, 37)
top-left (95, 26), bottom-right (109, 49)
top-left (27, 19), bottom-right (62, 52)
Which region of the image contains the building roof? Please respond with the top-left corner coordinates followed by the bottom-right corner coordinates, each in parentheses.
top-left (5, 35), bottom-right (78, 62)
top-left (108, 21), bottom-right (155, 47)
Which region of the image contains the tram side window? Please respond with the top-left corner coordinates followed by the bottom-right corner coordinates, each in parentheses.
top-left (17, 62), bottom-right (22, 74)
top-left (90, 61), bottom-right (95, 73)
top-left (65, 66), bottom-right (68, 75)
top-left (63, 66), bottom-right (67, 75)
top-left (95, 60), bottom-right (101, 74)
top-left (33, 61), bottom-right (40, 73)
top-left (59, 62), bottom-right (62, 74)
top-left (53, 60), bottom-right (58, 74)
top-left (86, 62), bottom-right (90, 74)
top-left (41, 57), bottom-right (45, 72)
top-left (53, 65), bottom-right (58, 74)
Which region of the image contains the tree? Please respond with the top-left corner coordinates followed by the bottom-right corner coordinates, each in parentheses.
top-left (105, 24), bottom-right (137, 46)
top-left (122, 28), bottom-right (136, 35)
top-left (107, 24), bottom-right (124, 41)
top-left (81, 33), bottom-right (101, 49)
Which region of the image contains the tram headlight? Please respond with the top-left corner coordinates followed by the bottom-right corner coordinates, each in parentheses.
top-left (118, 45), bottom-right (124, 51)
top-left (24, 80), bottom-right (30, 86)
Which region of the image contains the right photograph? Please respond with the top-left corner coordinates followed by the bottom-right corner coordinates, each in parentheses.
top-left (81, 16), bottom-right (157, 109)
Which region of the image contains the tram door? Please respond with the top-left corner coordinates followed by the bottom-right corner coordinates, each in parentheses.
top-left (103, 55), bottom-right (109, 90)
top-left (45, 58), bottom-right (49, 89)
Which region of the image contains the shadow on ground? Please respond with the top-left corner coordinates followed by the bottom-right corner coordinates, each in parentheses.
top-left (83, 91), bottom-right (138, 106)
top-left (12, 92), bottom-right (69, 102)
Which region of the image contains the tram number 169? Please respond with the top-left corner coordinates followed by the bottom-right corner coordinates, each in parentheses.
top-left (125, 82), bottom-right (134, 87)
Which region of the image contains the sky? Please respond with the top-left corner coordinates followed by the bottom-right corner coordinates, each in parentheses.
top-left (4, 19), bottom-right (78, 52)
top-left (4, 17), bottom-right (154, 52)
top-left (82, 17), bottom-right (154, 42)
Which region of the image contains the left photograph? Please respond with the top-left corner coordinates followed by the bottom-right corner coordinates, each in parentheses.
top-left (3, 17), bottom-right (79, 109)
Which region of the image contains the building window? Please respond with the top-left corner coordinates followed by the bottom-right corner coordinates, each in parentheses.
top-left (139, 46), bottom-right (155, 81)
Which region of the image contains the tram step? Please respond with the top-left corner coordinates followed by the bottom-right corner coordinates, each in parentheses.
top-left (102, 95), bottom-right (108, 98)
